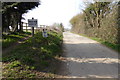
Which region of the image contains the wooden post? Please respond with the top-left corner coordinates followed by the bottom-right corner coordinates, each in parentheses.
top-left (32, 17), bottom-right (34, 37)
top-left (32, 27), bottom-right (34, 37)
top-left (26, 23), bottom-right (27, 32)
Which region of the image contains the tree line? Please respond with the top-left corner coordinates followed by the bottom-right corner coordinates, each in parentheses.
top-left (70, 1), bottom-right (120, 44)
top-left (2, 2), bottom-right (40, 34)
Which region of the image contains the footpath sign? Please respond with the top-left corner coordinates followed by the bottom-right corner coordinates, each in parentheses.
top-left (28, 18), bottom-right (38, 37)
top-left (28, 19), bottom-right (38, 27)
top-left (42, 29), bottom-right (48, 37)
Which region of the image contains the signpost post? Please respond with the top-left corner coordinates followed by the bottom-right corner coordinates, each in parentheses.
top-left (28, 17), bottom-right (38, 37)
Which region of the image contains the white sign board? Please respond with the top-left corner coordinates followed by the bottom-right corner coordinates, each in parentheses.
top-left (28, 19), bottom-right (38, 27)
top-left (42, 29), bottom-right (48, 37)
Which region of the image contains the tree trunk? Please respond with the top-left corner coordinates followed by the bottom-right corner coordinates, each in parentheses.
top-left (10, 12), bottom-right (19, 32)
top-left (118, 2), bottom-right (120, 44)
top-left (11, 21), bottom-right (18, 32)
top-left (5, 11), bottom-right (11, 33)
top-left (19, 13), bottom-right (23, 32)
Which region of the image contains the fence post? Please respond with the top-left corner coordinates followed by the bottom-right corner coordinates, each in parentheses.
top-left (26, 23), bottom-right (28, 32)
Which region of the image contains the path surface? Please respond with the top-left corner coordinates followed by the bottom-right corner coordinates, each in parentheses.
top-left (57, 32), bottom-right (119, 78)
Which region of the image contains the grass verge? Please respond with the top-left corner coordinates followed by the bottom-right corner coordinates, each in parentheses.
top-left (2, 31), bottom-right (63, 78)
top-left (79, 33), bottom-right (120, 53)
top-left (2, 32), bottom-right (31, 49)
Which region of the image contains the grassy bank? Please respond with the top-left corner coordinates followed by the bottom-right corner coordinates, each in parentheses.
top-left (78, 33), bottom-right (120, 53)
top-left (2, 32), bottom-right (31, 49)
top-left (2, 31), bottom-right (63, 78)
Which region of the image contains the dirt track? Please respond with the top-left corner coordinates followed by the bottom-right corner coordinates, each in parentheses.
top-left (57, 32), bottom-right (119, 78)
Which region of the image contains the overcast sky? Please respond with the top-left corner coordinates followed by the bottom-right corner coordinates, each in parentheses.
top-left (23, 0), bottom-right (86, 29)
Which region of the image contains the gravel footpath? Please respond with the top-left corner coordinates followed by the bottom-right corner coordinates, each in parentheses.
top-left (57, 32), bottom-right (119, 78)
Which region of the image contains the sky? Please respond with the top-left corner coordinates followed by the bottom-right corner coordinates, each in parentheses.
top-left (23, 0), bottom-right (86, 29)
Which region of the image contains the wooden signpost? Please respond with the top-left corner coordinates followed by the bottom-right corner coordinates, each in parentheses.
top-left (28, 17), bottom-right (38, 37)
